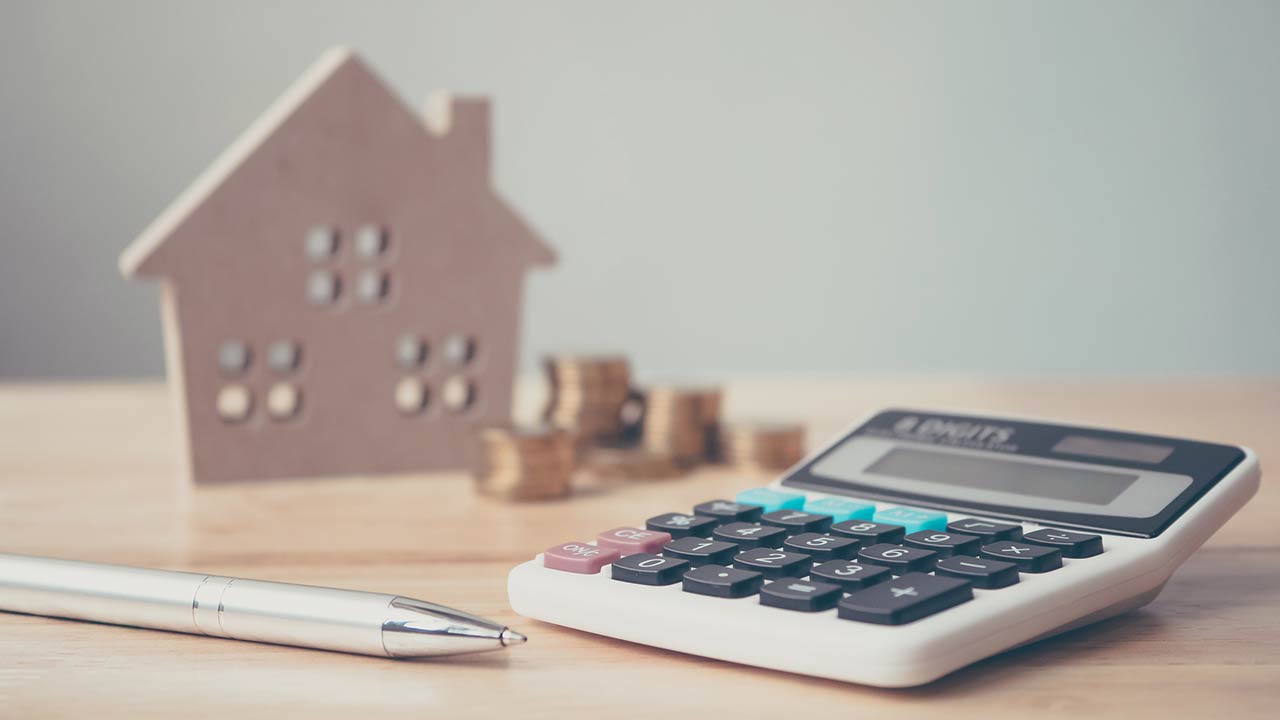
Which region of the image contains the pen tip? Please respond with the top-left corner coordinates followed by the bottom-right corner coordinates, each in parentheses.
top-left (500, 628), bottom-right (527, 646)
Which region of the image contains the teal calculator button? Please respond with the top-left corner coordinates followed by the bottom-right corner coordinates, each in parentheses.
top-left (734, 488), bottom-right (805, 513)
top-left (803, 497), bottom-right (876, 522)
top-left (872, 506), bottom-right (948, 533)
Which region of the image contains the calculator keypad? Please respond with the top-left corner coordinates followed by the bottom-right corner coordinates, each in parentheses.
top-left (544, 488), bottom-right (1113, 627)
top-left (979, 541), bottom-right (1063, 573)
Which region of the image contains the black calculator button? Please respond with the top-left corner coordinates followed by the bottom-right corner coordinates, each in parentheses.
top-left (611, 553), bottom-right (690, 586)
top-left (693, 499), bottom-right (763, 524)
top-left (646, 513), bottom-right (717, 539)
top-left (838, 572), bottom-right (973, 625)
top-left (760, 510), bottom-right (832, 534)
top-left (857, 543), bottom-right (938, 573)
top-left (759, 579), bottom-right (842, 612)
top-left (682, 564), bottom-right (764, 598)
top-left (663, 536), bottom-right (739, 566)
top-left (1022, 528), bottom-right (1104, 558)
top-left (732, 547), bottom-right (812, 579)
top-left (902, 531), bottom-right (982, 558)
top-left (980, 541), bottom-right (1062, 573)
top-left (712, 522), bottom-right (788, 550)
top-left (810, 560), bottom-right (893, 591)
top-left (934, 555), bottom-right (1020, 589)
top-left (782, 533), bottom-right (859, 561)
top-left (830, 520), bottom-right (905, 545)
top-left (946, 518), bottom-right (1023, 542)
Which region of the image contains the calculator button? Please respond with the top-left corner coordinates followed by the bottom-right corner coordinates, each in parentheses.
top-left (857, 543), bottom-right (938, 573)
top-left (782, 533), bottom-right (859, 561)
top-left (947, 518), bottom-right (1023, 542)
top-left (934, 555), bottom-right (1020, 589)
top-left (693, 499), bottom-right (764, 523)
top-left (682, 564), bottom-right (764, 598)
top-left (838, 572), bottom-right (973, 625)
top-left (760, 510), bottom-right (832, 534)
top-left (663, 536), bottom-right (739, 566)
top-left (732, 547), bottom-right (812, 579)
top-left (542, 542), bottom-right (621, 574)
top-left (611, 553), bottom-right (690, 586)
top-left (803, 497), bottom-right (876, 522)
top-left (830, 520), bottom-right (906, 545)
top-left (734, 487), bottom-right (806, 513)
top-left (872, 506), bottom-right (948, 533)
top-left (596, 527), bottom-right (672, 556)
top-left (712, 522), bottom-right (788, 550)
top-left (759, 579), bottom-right (843, 612)
top-left (646, 513), bottom-right (717, 539)
top-left (902, 531), bottom-right (982, 558)
top-left (980, 541), bottom-right (1063, 573)
top-left (810, 560), bottom-right (893, 591)
top-left (1022, 528), bottom-right (1104, 558)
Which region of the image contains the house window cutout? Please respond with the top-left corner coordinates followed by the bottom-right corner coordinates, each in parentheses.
top-left (307, 269), bottom-right (341, 305)
top-left (266, 382), bottom-right (302, 420)
top-left (267, 340), bottom-right (301, 373)
top-left (355, 269), bottom-right (389, 304)
top-left (216, 385), bottom-right (253, 422)
top-left (217, 341), bottom-right (251, 375)
top-left (354, 225), bottom-right (388, 258)
top-left (305, 226), bottom-right (339, 261)
top-left (395, 377), bottom-right (429, 414)
top-left (441, 375), bottom-right (475, 413)
top-left (396, 334), bottom-right (428, 368)
top-left (442, 334), bottom-right (476, 365)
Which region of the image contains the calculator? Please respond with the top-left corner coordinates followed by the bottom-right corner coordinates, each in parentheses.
top-left (507, 409), bottom-right (1260, 687)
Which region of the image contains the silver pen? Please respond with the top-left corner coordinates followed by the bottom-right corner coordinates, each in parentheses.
top-left (0, 553), bottom-right (526, 658)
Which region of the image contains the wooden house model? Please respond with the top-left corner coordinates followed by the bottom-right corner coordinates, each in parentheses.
top-left (119, 48), bottom-right (556, 483)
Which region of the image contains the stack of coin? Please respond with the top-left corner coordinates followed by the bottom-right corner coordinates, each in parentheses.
top-left (543, 355), bottom-right (632, 442)
top-left (474, 427), bottom-right (575, 501)
top-left (721, 422), bottom-right (806, 470)
top-left (580, 447), bottom-right (682, 481)
top-left (642, 386), bottom-right (723, 466)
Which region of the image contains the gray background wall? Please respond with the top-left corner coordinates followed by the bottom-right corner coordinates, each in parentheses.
top-left (2, 0), bottom-right (1277, 380)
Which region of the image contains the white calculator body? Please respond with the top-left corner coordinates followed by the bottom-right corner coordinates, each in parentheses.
top-left (507, 409), bottom-right (1260, 687)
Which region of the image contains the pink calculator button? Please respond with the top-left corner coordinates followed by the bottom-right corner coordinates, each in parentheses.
top-left (543, 542), bottom-right (620, 574)
top-left (596, 527), bottom-right (673, 556)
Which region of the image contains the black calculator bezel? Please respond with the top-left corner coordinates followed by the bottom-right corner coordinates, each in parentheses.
top-left (779, 409), bottom-right (1246, 538)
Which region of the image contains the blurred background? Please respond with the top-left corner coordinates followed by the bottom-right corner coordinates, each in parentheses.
top-left (2, 0), bottom-right (1277, 380)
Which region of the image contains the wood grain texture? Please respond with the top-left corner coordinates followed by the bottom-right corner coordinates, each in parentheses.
top-left (0, 378), bottom-right (1277, 718)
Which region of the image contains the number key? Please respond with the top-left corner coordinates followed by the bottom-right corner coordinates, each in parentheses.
top-left (760, 510), bottom-right (832, 534)
top-left (782, 532), bottom-right (859, 561)
top-left (1022, 528), bottom-right (1104, 558)
top-left (610, 553), bottom-right (690, 586)
top-left (663, 536), bottom-right (738, 566)
top-left (980, 540), bottom-right (1062, 573)
top-left (810, 559), bottom-right (893, 591)
top-left (830, 520), bottom-right (905, 545)
top-left (712, 522), bottom-right (788, 550)
top-left (857, 543), bottom-right (938, 573)
top-left (732, 547), bottom-right (811, 579)
top-left (902, 531), bottom-right (981, 558)
top-left (646, 512), bottom-right (717, 539)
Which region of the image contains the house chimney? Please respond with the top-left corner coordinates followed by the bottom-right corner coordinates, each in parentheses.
top-left (425, 92), bottom-right (490, 183)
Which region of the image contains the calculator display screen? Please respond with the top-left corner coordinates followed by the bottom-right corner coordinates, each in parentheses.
top-left (865, 447), bottom-right (1139, 506)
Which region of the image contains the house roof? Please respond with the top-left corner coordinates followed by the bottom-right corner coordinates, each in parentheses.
top-left (120, 47), bottom-right (555, 279)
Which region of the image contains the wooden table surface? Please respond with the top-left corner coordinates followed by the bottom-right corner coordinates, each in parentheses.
top-left (0, 378), bottom-right (1277, 718)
